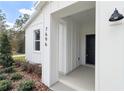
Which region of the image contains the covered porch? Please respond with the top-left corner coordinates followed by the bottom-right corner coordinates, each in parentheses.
top-left (47, 1), bottom-right (96, 91)
top-left (50, 65), bottom-right (95, 91)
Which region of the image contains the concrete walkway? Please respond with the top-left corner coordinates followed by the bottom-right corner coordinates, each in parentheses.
top-left (50, 65), bottom-right (95, 91)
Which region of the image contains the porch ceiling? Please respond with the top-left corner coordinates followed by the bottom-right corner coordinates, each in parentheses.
top-left (63, 8), bottom-right (95, 24)
top-left (51, 1), bottom-right (95, 20)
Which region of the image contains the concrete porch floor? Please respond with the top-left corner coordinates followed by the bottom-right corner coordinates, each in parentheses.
top-left (50, 65), bottom-right (95, 91)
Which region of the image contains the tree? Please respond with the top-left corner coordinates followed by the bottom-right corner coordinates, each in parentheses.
top-left (0, 9), bottom-right (7, 32)
top-left (0, 32), bottom-right (14, 67)
top-left (10, 14), bottom-right (30, 54)
top-left (14, 14), bottom-right (30, 31)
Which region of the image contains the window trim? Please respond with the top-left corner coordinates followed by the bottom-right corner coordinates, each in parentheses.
top-left (33, 29), bottom-right (40, 52)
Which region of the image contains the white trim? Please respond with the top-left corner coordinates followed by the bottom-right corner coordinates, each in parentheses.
top-left (23, 1), bottom-right (47, 29)
top-left (33, 29), bottom-right (41, 52)
top-left (33, 51), bottom-right (41, 53)
top-left (83, 64), bottom-right (95, 69)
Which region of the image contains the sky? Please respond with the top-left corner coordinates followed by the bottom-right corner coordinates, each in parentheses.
top-left (0, 1), bottom-right (35, 28)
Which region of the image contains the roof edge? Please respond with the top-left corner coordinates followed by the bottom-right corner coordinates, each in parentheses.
top-left (23, 1), bottom-right (47, 29)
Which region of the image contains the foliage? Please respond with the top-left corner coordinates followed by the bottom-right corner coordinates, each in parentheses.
top-left (1, 66), bottom-right (15, 73)
top-left (9, 31), bottom-right (25, 54)
top-left (4, 67), bottom-right (15, 73)
top-left (0, 74), bottom-right (6, 80)
top-left (0, 80), bottom-right (11, 91)
top-left (0, 9), bottom-right (7, 32)
top-left (0, 32), bottom-right (14, 67)
top-left (21, 62), bottom-right (41, 77)
top-left (10, 14), bottom-right (30, 54)
top-left (27, 63), bottom-right (34, 73)
top-left (21, 62), bottom-right (29, 71)
top-left (14, 14), bottom-right (29, 30)
top-left (18, 80), bottom-right (35, 91)
top-left (13, 62), bottom-right (22, 68)
top-left (11, 73), bottom-right (22, 80)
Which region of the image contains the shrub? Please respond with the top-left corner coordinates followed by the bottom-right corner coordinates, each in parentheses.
top-left (0, 67), bottom-right (14, 74)
top-left (11, 73), bottom-right (22, 80)
top-left (21, 62), bottom-right (42, 77)
top-left (21, 62), bottom-right (29, 71)
top-left (13, 62), bottom-right (22, 68)
top-left (0, 80), bottom-right (11, 91)
top-left (0, 69), bottom-right (5, 74)
top-left (0, 74), bottom-right (6, 80)
top-left (21, 62), bottom-right (35, 73)
top-left (4, 66), bottom-right (15, 73)
top-left (0, 32), bottom-right (14, 67)
top-left (18, 80), bottom-right (35, 91)
top-left (27, 64), bottom-right (34, 73)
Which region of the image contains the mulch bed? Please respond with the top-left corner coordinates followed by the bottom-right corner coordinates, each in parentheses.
top-left (0, 65), bottom-right (50, 91)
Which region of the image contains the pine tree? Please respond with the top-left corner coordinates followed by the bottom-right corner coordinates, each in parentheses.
top-left (0, 32), bottom-right (14, 67)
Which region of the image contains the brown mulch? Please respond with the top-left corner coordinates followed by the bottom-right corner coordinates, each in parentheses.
top-left (11, 67), bottom-right (50, 91)
top-left (0, 64), bottom-right (50, 91)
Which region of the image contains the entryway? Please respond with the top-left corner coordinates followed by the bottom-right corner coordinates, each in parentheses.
top-left (51, 65), bottom-right (95, 91)
top-left (86, 35), bottom-right (95, 65)
top-left (49, 1), bottom-right (96, 91)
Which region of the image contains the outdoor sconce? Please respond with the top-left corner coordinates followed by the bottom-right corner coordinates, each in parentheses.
top-left (109, 8), bottom-right (124, 22)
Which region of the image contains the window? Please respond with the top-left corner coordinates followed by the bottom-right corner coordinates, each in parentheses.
top-left (34, 29), bottom-right (40, 51)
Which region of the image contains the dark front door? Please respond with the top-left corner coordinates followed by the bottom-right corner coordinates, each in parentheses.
top-left (86, 35), bottom-right (95, 65)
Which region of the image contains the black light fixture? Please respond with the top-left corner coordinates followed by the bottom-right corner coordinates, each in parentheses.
top-left (109, 8), bottom-right (124, 22)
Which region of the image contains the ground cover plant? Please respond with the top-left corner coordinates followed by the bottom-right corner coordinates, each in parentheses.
top-left (18, 80), bottom-right (35, 91)
top-left (0, 80), bottom-right (11, 91)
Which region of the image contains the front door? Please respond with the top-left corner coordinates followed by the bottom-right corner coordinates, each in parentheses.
top-left (86, 34), bottom-right (95, 65)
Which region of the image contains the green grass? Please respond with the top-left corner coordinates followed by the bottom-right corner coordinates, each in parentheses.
top-left (12, 54), bottom-right (26, 62)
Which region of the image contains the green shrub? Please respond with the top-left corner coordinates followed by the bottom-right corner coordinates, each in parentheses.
top-left (18, 80), bottom-right (35, 91)
top-left (0, 66), bottom-right (15, 74)
top-left (0, 32), bottom-right (14, 67)
top-left (0, 80), bottom-right (11, 91)
top-left (0, 74), bottom-right (6, 80)
top-left (13, 62), bottom-right (22, 68)
top-left (11, 73), bottom-right (22, 80)
top-left (4, 66), bottom-right (15, 73)
top-left (0, 69), bottom-right (5, 74)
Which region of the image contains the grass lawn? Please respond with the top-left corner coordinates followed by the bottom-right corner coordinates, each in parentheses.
top-left (12, 54), bottom-right (26, 62)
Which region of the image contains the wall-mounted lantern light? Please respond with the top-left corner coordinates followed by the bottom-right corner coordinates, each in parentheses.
top-left (109, 8), bottom-right (124, 22)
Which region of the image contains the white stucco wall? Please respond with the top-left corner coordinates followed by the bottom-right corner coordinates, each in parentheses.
top-left (80, 21), bottom-right (95, 65)
top-left (96, 1), bottom-right (124, 90)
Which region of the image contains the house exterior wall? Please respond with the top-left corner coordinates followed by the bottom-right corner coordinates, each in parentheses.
top-left (80, 20), bottom-right (95, 65)
top-left (66, 20), bottom-right (80, 73)
top-left (49, 1), bottom-right (95, 86)
top-left (25, 1), bottom-right (77, 86)
top-left (58, 23), bottom-right (67, 74)
top-left (96, 1), bottom-right (124, 90)
top-left (58, 17), bottom-right (95, 75)
top-left (25, 1), bottom-right (124, 90)
top-left (25, 11), bottom-right (44, 64)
